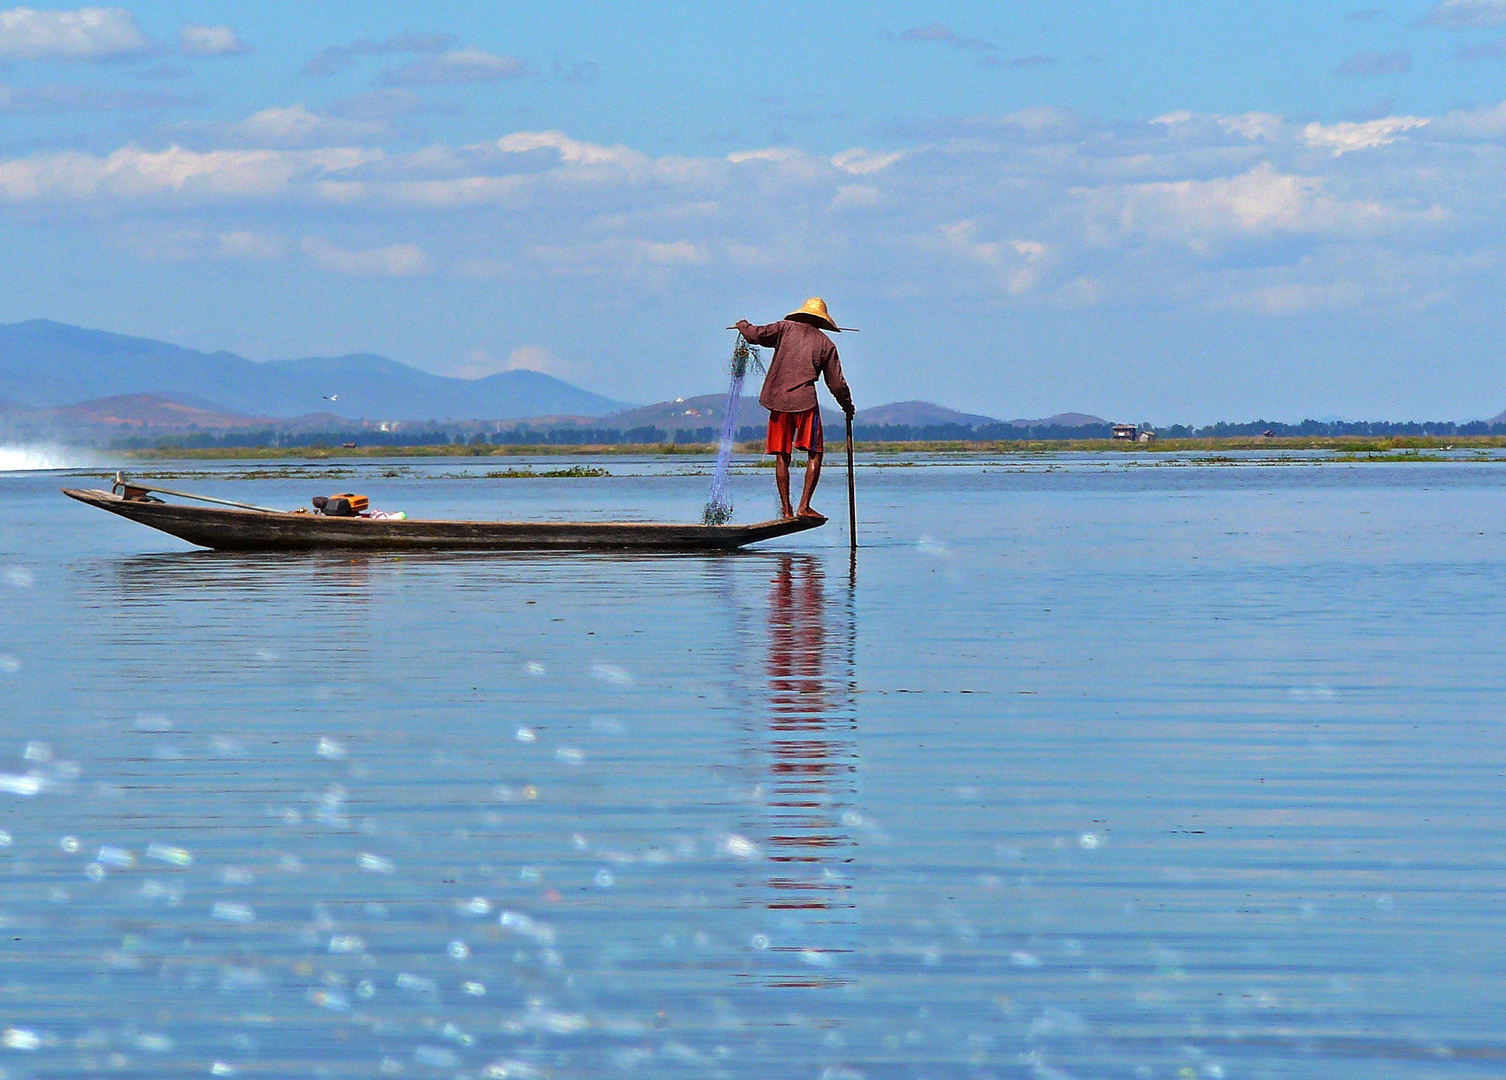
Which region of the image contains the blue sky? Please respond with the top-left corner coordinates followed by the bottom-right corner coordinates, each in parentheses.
top-left (3, 1), bottom-right (1506, 421)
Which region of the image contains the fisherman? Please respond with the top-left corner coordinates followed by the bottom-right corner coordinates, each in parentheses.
top-left (735, 298), bottom-right (855, 522)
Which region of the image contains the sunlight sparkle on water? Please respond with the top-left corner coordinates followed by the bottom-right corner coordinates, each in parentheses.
top-left (0, 454), bottom-right (1500, 1077)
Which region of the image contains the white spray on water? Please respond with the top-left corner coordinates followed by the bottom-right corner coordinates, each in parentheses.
top-left (702, 334), bottom-right (763, 525)
top-left (0, 445), bottom-right (93, 471)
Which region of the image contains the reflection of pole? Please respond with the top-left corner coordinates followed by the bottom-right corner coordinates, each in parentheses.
top-left (845, 414), bottom-right (857, 552)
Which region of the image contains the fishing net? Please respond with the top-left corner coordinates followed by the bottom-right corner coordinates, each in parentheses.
top-left (702, 334), bottom-right (763, 525)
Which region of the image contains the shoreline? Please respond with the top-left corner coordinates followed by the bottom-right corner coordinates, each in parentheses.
top-left (113, 434), bottom-right (1506, 461)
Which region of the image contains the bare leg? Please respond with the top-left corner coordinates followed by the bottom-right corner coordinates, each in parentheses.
top-left (796, 452), bottom-right (825, 519)
top-left (773, 452), bottom-right (794, 518)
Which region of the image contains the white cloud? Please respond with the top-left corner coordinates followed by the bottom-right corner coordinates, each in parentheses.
top-left (495, 130), bottom-right (644, 169)
top-left (931, 219), bottom-right (1002, 266)
top-left (379, 47), bottom-right (528, 86)
top-left (999, 106), bottom-right (1079, 134)
top-left (0, 6), bottom-right (149, 61)
top-left (1154, 110), bottom-right (1288, 142)
top-left (1433, 100), bottom-right (1506, 136)
top-left (831, 148), bottom-right (905, 175)
top-left (226, 105), bottom-right (389, 148)
top-left (726, 147), bottom-right (800, 165)
top-left (0, 99), bottom-right (1496, 321)
top-left (917, 223), bottom-right (1059, 296)
top-left (178, 24), bottom-right (248, 57)
top-left (0, 144), bottom-right (376, 203)
top-left (1006, 240), bottom-right (1049, 294)
top-left (1221, 113), bottom-right (1285, 141)
top-left (1089, 163), bottom-right (1398, 245)
top-left (725, 145), bottom-right (831, 183)
top-left (1301, 115), bottom-right (1429, 154)
top-left (1422, 0), bottom-right (1506, 27)
top-left (300, 236), bottom-right (429, 277)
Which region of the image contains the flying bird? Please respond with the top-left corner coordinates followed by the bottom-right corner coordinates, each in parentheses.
top-left (322, 394), bottom-right (338, 402)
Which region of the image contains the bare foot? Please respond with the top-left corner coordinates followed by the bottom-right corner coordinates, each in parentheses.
top-left (796, 507), bottom-right (828, 522)
top-left (779, 506), bottom-right (796, 520)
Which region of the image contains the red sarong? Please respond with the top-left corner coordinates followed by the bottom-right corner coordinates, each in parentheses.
top-left (766, 407), bottom-right (824, 455)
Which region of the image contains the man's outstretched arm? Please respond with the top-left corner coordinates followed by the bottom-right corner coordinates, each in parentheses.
top-left (735, 319), bottom-right (783, 347)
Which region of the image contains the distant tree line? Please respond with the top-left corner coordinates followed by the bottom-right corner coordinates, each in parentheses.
top-left (108, 417), bottom-right (1506, 450)
top-left (856, 422), bottom-right (1119, 441)
top-left (1159, 420), bottom-right (1506, 438)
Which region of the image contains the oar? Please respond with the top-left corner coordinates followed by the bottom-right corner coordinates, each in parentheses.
top-left (112, 472), bottom-right (281, 514)
top-left (845, 413), bottom-right (857, 551)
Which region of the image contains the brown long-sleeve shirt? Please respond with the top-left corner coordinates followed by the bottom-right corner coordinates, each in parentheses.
top-left (736, 319), bottom-right (853, 415)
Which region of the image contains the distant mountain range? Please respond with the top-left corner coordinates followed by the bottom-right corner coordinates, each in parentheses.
top-left (860, 401), bottom-right (1111, 429)
top-left (7, 320), bottom-right (1506, 443)
top-left (0, 393), bottom-right (350, 436)
top-left (0, 320), bottom-right (625, 421)
top-left (858, 400), bottom-right (1000, 427)
top-left (2, 389), bottom-right (1079, 440)
top-left (0, 319), bottom-right (1113, 443)
top-left (541, 395), bottom-right (1106, 435)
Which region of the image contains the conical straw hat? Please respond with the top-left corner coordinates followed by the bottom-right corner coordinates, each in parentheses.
top-left (785, 296), bottom-right (842, 332)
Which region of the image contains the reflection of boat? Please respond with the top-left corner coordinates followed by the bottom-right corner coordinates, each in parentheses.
top-left (62, 488), bottom-right (823, 553)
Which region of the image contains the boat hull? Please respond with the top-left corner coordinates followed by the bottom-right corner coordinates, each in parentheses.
top-left (62, 489), bottom-right (823, 553)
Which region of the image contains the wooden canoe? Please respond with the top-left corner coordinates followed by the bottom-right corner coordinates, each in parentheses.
top-left (62, 488), bottom-right (824, 553)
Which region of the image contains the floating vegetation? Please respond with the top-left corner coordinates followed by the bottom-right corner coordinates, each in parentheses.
top-left (704, 334), bottom-right (763, 525)
top-left (481, 466), bottom-right (610, 479)
top-left (69, 468), bottom-right (360, 481)
top-left (1332, 450), bottom-right (1477, 463)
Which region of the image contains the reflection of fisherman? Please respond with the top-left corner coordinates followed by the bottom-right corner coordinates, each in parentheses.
top-left (759, 553), bottom-right (854, 986)
top-left (736, 298), bottom-right (855, 522)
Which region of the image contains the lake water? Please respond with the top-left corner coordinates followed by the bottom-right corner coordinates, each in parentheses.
top-left (0, 450), bottom-right (1503, 1079)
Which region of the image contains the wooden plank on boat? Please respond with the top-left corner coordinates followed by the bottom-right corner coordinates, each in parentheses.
top-left (61, 488), bottom-right (823, 552)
